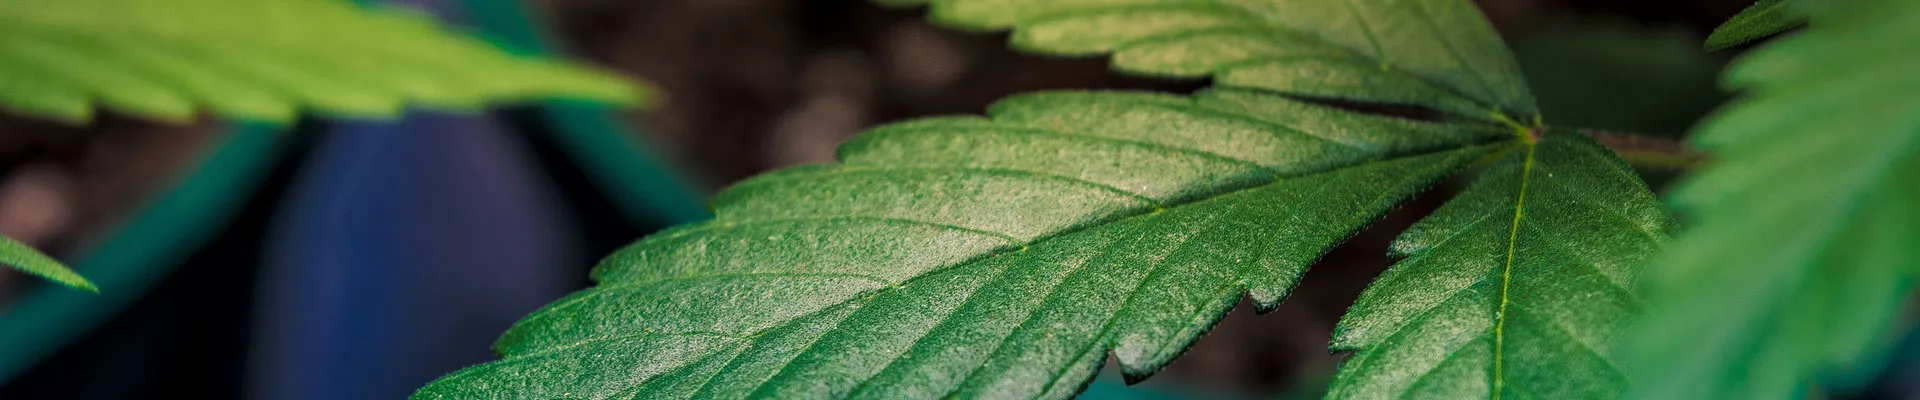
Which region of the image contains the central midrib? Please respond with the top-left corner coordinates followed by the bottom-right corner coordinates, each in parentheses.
top-left (1490, 141), bottom-right (1539, 399)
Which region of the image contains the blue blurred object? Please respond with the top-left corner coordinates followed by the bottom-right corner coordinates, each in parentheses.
top-left (248, 113), bottom-right (586, 399)
top-left (2, 0), bottom-right (710, 397)
top-left (246, 1), bottom-right (714, 398)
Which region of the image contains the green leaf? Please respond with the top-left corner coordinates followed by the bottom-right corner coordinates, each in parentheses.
top-left (415, 87), bottom-right (1511, 399)
top-left (418, 1), bottom-right (1677, 398)
top-left (1327, 130), bottom-right (1671, 399)
top-left (877, 0), bottom-right (1537, 121)
top-left (0, 235), bottom-right (96, 293)
top-left (0, 0), bottom-right (648, 124)
top-left (1627, 1), bottom-right (1920, 398)
top-left (1704, 0), bottom-right (1806, 51)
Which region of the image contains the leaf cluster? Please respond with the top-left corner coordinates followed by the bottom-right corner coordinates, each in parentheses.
top-left (3, 0), bottom-right (1910, 399)
top-left (418, 1), bottom-right (1677, 399)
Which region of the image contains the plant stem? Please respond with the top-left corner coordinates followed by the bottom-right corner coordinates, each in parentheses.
top-left (1578, 129), bottom-right (1702, 170)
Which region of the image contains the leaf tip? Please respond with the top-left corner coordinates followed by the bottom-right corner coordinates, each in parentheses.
top-left (72, 279), bottom-right (100, 294)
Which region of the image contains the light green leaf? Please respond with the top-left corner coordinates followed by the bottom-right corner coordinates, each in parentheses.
top-left (1327, 130), bottom-right (1672, 399)
top-left (415, 87), bottom-right (1511, 399)
top-left (1704, 0), bottom-right (1805, 51)
top-left (1627, 0), bottom-right (1920, 398)
top-left (1, 235), bottom-right (96, 293)
top-left (0, 0), bottom-right (647, 124)
top-left (878, 0), bottom-right (1537, 121)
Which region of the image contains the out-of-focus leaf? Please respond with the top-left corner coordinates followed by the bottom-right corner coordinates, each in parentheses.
top-left (1628, 0), bottom-right (1920, 398)
top-left (0, 0), bottom-right (647, 124)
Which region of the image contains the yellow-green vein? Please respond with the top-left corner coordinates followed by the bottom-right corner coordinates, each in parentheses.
top-left (1339, 0), bottom-right (1389, 71)
top-left (1492, 141), bottom-right (1538, 399)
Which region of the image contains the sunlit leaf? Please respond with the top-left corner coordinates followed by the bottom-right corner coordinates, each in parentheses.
top-left (0, 0), bottom-right (647, 124)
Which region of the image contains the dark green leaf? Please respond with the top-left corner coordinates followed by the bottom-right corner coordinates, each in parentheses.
top-left (0, 235), bottom-right (96, 293)
top-left (1704, 0), bottom-right (1806, 51)
top-left (878, 0), bottom-right (1536, 121)
top-left (1628, 1), bottom-right (1920, 398)
top-left (416, 1), bottom-right (1682, 398)
top-left (1328, 130), bottom-right (1671, 399)
top-left (415, 88), bottom-right (1510, 399)
top-left (0, 0), bottom-right (646, 124)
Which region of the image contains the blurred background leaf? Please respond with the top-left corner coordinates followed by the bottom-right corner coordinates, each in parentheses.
top-left (0, 0), bottom-right (647, 125)
top-left (0, 1), bottom-right (693, 398)
top-left (1509, 19), bottom-right (1730, 138)
top-left (1628, 0), bottom-right (1920, 398)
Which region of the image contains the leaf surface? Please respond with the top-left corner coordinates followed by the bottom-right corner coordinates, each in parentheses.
top-left (0, 0), bottom-right (644, 124)
top-left (416, 88), bottom-right (1510, 399)
top-left (877, 0), bottom-right (1536, 120)
top-left (411, 1), bottom-right (1679, 399)
top-left (0, 236), bottom-right (95, 293)
top-left (1628, 1), bottom-right (1920, 398)
top-left (1327, 130), bottom-right (1671, 399)
top-left (1704, 0), bottom-right (1805, 50)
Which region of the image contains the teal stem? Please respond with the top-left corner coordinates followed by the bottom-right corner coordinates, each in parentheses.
top-left (0, 124), bottom-right (287, 383)
top-left (459, 0), bottom-right (713, 226)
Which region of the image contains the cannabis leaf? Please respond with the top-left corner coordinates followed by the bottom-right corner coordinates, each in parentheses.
top-left (419, 0), bottom-right (1673, 398)
top-left (878, 0), bottom-right (1537, 121)
top-left (1628, 0), bottom-right (1920, 398)
top-left (0, 0), bottom-right (644, 124)
top-left (1329, 130), bottom-right (1671, 399)
top-left (1704, 0), bottom-right (1806, 51)
top-left (0, 236), bottom-right (95, 293)
top-left (415, 89), bottom-right (1505, 399)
